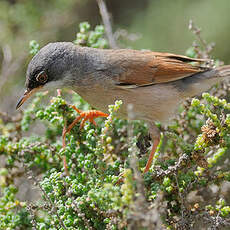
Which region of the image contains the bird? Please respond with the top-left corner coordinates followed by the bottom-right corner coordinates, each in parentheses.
top-left (16, 42), bottom-right (230, 173)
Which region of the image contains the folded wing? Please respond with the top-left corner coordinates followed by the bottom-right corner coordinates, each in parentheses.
top-left (114, 50), bottom-right (210, 87)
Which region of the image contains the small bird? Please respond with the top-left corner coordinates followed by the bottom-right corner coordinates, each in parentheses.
top-left (16, 42), bottom-right (230, 173)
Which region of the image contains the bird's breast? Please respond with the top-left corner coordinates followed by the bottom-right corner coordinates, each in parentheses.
top-left (73, 83), bottom-right (185, 124)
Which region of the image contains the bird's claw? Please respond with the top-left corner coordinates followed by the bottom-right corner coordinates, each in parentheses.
top-left (62, 105), bottom-right (108, 148)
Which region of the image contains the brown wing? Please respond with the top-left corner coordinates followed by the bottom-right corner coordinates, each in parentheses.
top-left (112, 50), bottom-right (209, 87)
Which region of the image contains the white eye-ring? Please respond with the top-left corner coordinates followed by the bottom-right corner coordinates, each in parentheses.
top-left (36, 71), bottom-right (48, 83)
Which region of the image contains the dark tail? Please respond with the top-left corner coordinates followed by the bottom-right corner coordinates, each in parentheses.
top-left (216, 65), bottom-right (230, 79)
top-left (178, 65), bottom-right (230, 98)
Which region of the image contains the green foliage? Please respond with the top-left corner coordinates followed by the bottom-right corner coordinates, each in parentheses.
top-left (74, 22), bottom-right (108, 48)
top-left (1, 20), bottom-right (230, 230)
top-left (29, 40), bottom-right (40, 55)
top-left (0, 186), bottom-right (30, 229)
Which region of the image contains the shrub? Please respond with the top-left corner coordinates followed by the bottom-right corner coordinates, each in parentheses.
top-left (1, 21), bottom-right (230, 230)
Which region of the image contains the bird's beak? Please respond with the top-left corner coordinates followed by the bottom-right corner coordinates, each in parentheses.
top-left (16, 87), bottom-right (41, 109)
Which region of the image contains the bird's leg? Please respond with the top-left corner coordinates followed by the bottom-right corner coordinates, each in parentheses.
top-left (144, 122), bottom-right (161, 173)
top-left (62, 105), bottom-right (109, 148)
top-left (62, 115), bottom-right (82, 148)
top-left (116, 123), bottom-right (160, 184)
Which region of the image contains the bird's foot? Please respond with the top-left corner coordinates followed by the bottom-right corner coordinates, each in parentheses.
top-left (62, 105), bottom-right (108, 148)
top-left (115, 136), bottom-right (160, 184)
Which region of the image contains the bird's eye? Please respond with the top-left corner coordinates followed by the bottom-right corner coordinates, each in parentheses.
top-left (36, 71), bottom-right (48, 83)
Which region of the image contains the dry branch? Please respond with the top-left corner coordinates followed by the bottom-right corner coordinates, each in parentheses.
top-left (96, 0), bottom-right (118, 49)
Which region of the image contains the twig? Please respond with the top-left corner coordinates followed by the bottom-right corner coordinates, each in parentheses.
top-left (26, 203), bottom-right (39, 230)
top-left (202, 211), bottom-right (230, 229)
top-left (23, 164), bottom-right (67, 230)
top-left (96, 0), bottom-right (118, 49)
top-left (64, 179), bottom-right (95, 229)
top-left (72, 200), bottom-right (95, 230)
top-left (174, 174), bottom-right (189, 229)
top-left (188, 20), bottom-right (215, 63)
top-left (126, 104), bottom-right (165, 230)
top-left (127, 104), bottom-right (146, 198)
top-left (189, 20), bottom-right (208, 49)
top-left (151, 153), bottom-right (190, 180)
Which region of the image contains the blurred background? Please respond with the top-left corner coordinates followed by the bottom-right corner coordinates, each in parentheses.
top-left (0, 0), bottom-right (230, 113)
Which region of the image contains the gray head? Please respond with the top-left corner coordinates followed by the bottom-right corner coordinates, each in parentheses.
top-left (16, 42), bottom-right (77, 109)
